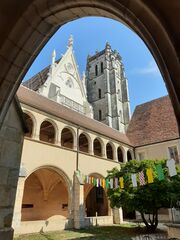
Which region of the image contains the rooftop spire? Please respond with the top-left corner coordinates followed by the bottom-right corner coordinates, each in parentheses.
top-left (68, 35), bottom-right (73, 48)
top-left (51, 49), bottom-right (56, 65)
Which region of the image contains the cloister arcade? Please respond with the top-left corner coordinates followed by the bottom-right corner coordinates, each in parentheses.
top-left (22, 110), bottom-right (134, 163)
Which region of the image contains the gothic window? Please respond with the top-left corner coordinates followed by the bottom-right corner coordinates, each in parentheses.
top-left (101, 62), bottom-right (103, 73)
top-left (168, 146), bottom-right (179, 163)
top-left (99, 110), bottom-right (102, 120)
top-left (98, 89), bottom-right (101, 99)
top-left (95, 65), bottom-right (98, 76)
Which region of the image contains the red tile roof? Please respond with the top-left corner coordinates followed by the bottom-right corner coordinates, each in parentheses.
top-left (127, 96), bottom-right (179, 147)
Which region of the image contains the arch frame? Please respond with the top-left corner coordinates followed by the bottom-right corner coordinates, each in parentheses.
top-left (0, 0), bottom-right (179, 129)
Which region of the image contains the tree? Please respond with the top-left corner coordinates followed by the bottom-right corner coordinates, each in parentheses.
top-left (107, 159), bottom-right (180, 232)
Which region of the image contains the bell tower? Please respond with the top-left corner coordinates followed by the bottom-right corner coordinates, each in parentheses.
top-left (86, 42), bottom-right (131, 133)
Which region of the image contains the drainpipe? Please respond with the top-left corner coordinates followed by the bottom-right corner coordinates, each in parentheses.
top-left (76, 127), bottom-right (80, 171)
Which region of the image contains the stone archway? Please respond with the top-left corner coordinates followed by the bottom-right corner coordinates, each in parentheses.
top-left (21, 168), bottom-right (69, 221)
top-left (84, 174), bottom-right (109, 217)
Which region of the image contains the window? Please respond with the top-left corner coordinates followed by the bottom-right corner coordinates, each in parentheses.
top-left (95, 64), bottom-right (98, 76)
top-left (99, 110), bottom-right (102, 120)
top-left (98, 88), bottom-right (101, 99)
top-left (101, 62), bottom-right (103, 73)
top-left (168, 146), bottom-right (179, 163)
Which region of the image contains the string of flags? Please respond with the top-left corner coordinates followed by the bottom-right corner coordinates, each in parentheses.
top-left (76, 159), bottom-right (178, 189)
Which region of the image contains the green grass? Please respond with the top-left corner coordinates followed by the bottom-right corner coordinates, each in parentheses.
top-left (14, 224), bottom-right (153, 240)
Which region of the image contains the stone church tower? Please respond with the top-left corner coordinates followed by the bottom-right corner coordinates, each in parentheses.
top-left (86, 42), bottom-right (131, 133)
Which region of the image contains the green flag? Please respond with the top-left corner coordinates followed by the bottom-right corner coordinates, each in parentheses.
top-left (106, 179), bottom-right (109, 189)
top-left (155, 164), bottom-right (165, 180)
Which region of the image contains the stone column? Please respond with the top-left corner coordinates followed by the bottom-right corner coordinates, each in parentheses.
top-left (33, 121), bottom-right (41, 141)
top-left (73, 172), bottom-right (85, 229)
top-left (0, 102), bottom-right (25, 240)
top-left (12, 176), bottom-right (25, 231)
top-left (113, 146), bottom-right (118, 161)
top-left (123, 148), bottom-right (128, 163)
top-left (113, 207), bottom-right (123, 224)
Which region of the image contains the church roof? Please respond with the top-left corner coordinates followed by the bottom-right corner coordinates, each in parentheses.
top-left (23, 66), bottom-right (50, 91)
top-left (23, 59), bottom-right (61, 91)
top-left (17, 86), bottom-right (132, 146)
top-left (127, 96), bottom-right (180, 147)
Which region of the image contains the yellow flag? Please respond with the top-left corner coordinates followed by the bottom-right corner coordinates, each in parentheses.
top-left (119, 177), bottom-right (124, 189)
top-left (102, 179), bottom-right (105, 189)
top-left (146, 168), bottom-right (154, 183)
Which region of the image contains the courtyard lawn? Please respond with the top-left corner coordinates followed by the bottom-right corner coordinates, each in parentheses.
top-left (13, 224), bottom-right (165, 240)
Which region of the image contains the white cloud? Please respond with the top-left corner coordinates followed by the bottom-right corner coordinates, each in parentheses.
top-left (131, 60), bottom-right (161, 76)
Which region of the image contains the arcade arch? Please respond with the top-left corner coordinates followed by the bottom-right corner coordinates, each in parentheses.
top-left (84, 173), bottom-right (109, 217)
top-left (79, 133), bottom-right (90, 153)
top-left (117, 146), bottom-right (124, 163)
top-left (61, 127), bottom-right (74, 149)
top-left (106, 142), bottom-right (114, 160)
top-left (23, 112), bottom-right (34, 138)
top-left (93, 138), bottom-right (103, 157)
top-left (39, 120), bottom-right (56, 144)
top-left (21, 167), bottom-right (70, 221)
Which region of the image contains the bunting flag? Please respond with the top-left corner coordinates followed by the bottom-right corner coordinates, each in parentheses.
top-left (146, 168), bottom-right (154, 183)
top-left (102, 179), bottom-right (105, 189)
top-left (96, 178), bottom-right (99, 187)
top-left (75, 159), bottom-right (177, 189)
top-left (155, 164), bottom-right (165, 180)
top-left (110, 178), bottom-right (113, 189)
top-left (89, 176), bottom-right (91, 184)
top-left (106, 179), bottom-right (109, 189)
top-left (139, 171), bottom-right (146, 186)
top-left (93, 178), bottom-right (96, 186)
top-left (115, 178), bottom-right (119, 188)
top-left (99, 178), bottom-right (102, 187)
top-left (166, 158), bottom-right (177, 177)
top-left (119, 177), bottom-right (124, 189)
top-left (131, 174), bottom-right (137, 187)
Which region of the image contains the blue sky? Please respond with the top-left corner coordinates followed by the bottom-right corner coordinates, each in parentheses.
top-left (24, 17), bottom-right (167, 113)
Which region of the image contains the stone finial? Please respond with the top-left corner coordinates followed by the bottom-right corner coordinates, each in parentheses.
top-left (68, 35), bottom-right (73, 48)
top-left (105, 41), bottom-right (111, 49)
top-left (52, 49), bottom-right (56, 65)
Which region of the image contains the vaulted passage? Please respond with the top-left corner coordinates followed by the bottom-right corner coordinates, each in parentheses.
top-left (23, 113), bottom-right (33, 138)
top-left (40, 121), bottom-right (55, 143)
top-left (61, 128), bottom-right (74, 149)
top-left (21, 168), bottom-right (69, 221)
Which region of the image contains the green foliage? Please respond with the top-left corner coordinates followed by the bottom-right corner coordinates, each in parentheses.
top-left (107, 159), bottom-right (180, 231)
